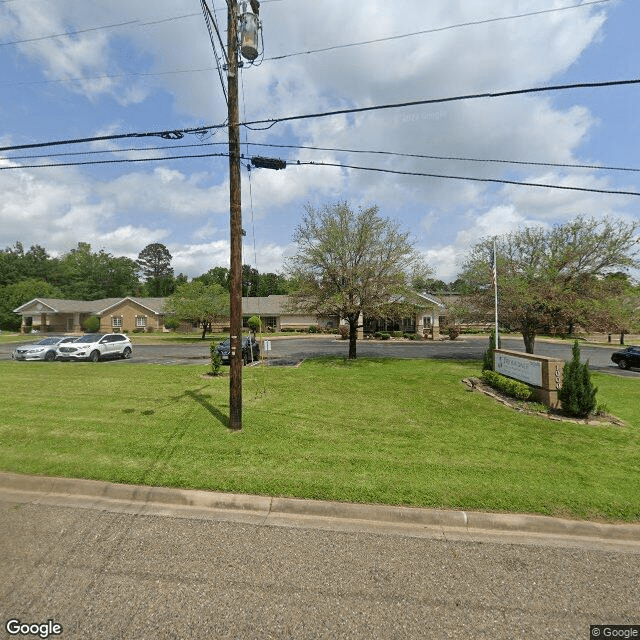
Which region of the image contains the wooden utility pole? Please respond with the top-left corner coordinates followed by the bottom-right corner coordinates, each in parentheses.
top-left (227, 0), bottom-right (243, 430)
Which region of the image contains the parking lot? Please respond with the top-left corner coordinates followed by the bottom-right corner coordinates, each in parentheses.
top-left (2, 334), bottom-right (638, 376)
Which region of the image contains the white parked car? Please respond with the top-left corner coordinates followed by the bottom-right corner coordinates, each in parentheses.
top-left (12, 336), bottom-right (76, 361)
top-left (56, 333), bottom-right (133, 362)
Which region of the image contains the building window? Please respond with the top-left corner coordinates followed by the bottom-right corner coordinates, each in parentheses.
top-left (136, 316), bottom-right (146, 328)
top-left (112, 316), bottom-right (122, 329)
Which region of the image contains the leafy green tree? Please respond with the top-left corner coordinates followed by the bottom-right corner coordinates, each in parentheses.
top-left (195, 266), bottom-right (230, 290)
top-left (460, 216), bottom-right (639, 353)
top-left (0, 279), bottom-right (64, 330)
top-left (286, 202), bottom-right (430, 359)
top-left (164, 281), bottom-right (230, 339)
top-left (255, 272), bottom-right (291, 296)
top-left (559, 341), bottom-right (597, 418)
top-left (136, 243), bottom-right (174, 296)
top-left (242, 264), bottom-right (260, 297)
top-left (0, 242), bottom-right (60, 287)
top-left (57, 243), bottom-right (138, 299)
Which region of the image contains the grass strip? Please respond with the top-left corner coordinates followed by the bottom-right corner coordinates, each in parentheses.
top-left (0, 358), bottom-right (638, 522)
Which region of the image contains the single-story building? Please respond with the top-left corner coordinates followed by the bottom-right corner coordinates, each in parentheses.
top-left (14, 292), bottom-right (447, 337)
top-left (242, 295), bottom-right (339, 332)
top-left (13, 297), bottom-right (166, 334)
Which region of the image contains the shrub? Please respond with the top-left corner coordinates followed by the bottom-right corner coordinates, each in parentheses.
top-left (392, 331), bottom-right (404, 338)
top-left (481, 370), bottom-right (533, 401)
top-left (338, 325), bottom-right (350, 340)
top-left (482, 329), bottom-right (497, 371)
top-left (448, 327), bottom-right (460, 340)
top-left (379, 332), bottom-right (391, 340)
top-left (164, 316), bottom-right (180, 331)
top-left (209, 341), bottom-right (223, 376)
top-left (247, 315), bottom-right (261, 333)
top-left (84, 316), bottom-right (100, 332)
top-left (308, 325), bottom-right (318, 333)
top-left (558, 341), bottom-right (597, 418)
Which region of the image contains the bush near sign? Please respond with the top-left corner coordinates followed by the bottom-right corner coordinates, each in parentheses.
top-left (494, 349), bottom-right (564, 409)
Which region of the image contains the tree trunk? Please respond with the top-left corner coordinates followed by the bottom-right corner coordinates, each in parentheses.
top-left (522, 329), bottom-right (536, 354)
top-left (348, 318), bottom-right (358, 359)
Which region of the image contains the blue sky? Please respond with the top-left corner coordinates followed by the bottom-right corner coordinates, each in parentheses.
top-left (0, 0), bottom-right (638, 281)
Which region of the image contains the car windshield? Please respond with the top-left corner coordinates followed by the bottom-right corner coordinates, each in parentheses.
top-left (36, 337), bottom-right (61, 345)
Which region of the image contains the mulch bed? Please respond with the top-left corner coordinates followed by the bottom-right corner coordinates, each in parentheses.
top-left (462, 377), bottom-right (625, 427)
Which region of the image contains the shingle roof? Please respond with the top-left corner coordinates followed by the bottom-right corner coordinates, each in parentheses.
top-left (241, 295), bottom-right (290, 315)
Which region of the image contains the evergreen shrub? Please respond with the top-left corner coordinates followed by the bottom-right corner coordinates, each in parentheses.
top-left (558, 341), bottom-right (597, 418)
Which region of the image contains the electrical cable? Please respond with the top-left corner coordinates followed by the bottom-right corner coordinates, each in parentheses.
top-left (200, 0), bottom-right (228, 104)
top-left (264, 0), bottom-right (612, 61)
top-left (2, 78), bottom-right (638, 154)
top-left (2, 150), bottom-right (637, 198)
top-left (241, 79), bottom-right (640, 129)
top-left (4, 140), bottom-right (639, 174)
top-left (295, 160), bottom-right (640, 197)
top-left (0, 1), bottom-right (611, 85)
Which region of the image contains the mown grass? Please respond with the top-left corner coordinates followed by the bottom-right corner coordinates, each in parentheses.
top-left (0, 358), bottom-right (638, 521)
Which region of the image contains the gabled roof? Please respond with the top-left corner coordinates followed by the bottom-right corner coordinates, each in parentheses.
top-left (417, 292), bottom-right (445, 308)
top-left (13, 298), bottom-right (119, 314)
top-left (14, 297), bottom-right (165, 315)
top-left (98, 297), bottom-right (165, 315)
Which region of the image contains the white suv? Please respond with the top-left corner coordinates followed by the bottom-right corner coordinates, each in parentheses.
top-left (56, 333), bottom-right (133, 362)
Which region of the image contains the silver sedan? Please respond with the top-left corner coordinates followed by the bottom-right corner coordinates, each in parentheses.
top-left (11, 336), bottom-right (76, 361)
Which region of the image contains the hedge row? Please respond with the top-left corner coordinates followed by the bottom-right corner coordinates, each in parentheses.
top-left (481, 370), bottom-right (533, 401)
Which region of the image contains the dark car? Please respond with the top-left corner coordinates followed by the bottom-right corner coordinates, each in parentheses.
top-left (216, 336), bottom-right (260, 365)
top-left (611, 346), bottom-right (640, 370)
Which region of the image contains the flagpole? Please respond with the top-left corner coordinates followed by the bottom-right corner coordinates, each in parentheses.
top-left (493, 239), bottom-right (499, 348)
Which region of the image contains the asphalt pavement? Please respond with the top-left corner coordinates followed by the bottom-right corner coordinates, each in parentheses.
top-left (1, 473), bottom-right (639, 640)
top-left (3, 334), bottom-right (636, 375)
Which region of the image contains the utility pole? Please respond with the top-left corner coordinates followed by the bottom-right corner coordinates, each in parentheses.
top-left (227, 0), bottom-right (243, 430)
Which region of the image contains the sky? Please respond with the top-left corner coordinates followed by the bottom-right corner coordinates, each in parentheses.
top-left (0, 0), bottom-right (638, 282)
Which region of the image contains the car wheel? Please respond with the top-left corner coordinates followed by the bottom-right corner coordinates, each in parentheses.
top-left (121, 347), bottom-right (132, 359)
top-left (44, 351), bottom-right (56, 362)
top-left (89, 350), bottom-right (100, 363)
top-left (617, 358), bottom-right (629, 370)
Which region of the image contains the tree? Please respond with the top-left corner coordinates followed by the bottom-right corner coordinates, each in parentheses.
top-left (57, 243), bottom-right (139, 300)
top-left (136, 243), bottom-right (174, 296)
top-left (195, 266), bottom-right (230, 290)
top-left (164, 281), bottom-right (230, 339)
top-left (286, 202), bottom-right (430, 359)
top-left (460, 217), bottom-right (639, 353)
top-left (0, 279), bottom-right (64, 330)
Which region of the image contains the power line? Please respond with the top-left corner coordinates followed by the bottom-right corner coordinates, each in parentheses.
top-left (245, 142), bottom-right (640, 174)
top-left (1, 78), bottom-right (638, 154)
top-left (0, 19), bottom-right (141, 47)
top-left (242, 79), bottom-right (640, 129)
top-left (296, 161), bottom-right (640, 197)
top-left (0, 1), bottom-right (612, 86)
top-left (1, 150), bottom-right (638, 199)
top-left (5, 140), bottom-right (640, 174)
top-left (265, 0), bottom-right (613, 61)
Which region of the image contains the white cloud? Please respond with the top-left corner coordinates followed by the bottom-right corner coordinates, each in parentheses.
top-left (1, 0), bottom-right (635, 285)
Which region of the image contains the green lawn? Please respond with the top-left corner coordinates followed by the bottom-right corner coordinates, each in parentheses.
top-left (0, 358), bottom-right (638, 522)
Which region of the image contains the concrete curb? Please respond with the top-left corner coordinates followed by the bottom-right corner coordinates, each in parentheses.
top-left (1, 471), bottom-right (639, 544)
